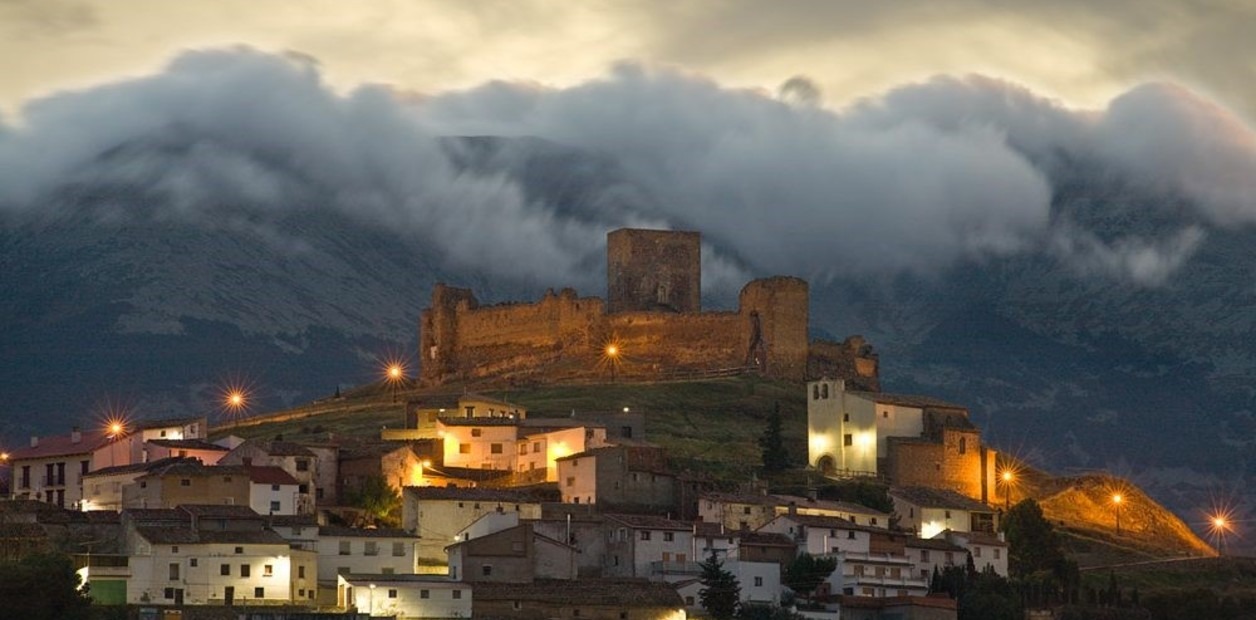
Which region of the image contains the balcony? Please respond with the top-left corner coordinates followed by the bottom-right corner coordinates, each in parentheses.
top-left (73, 554), bottom-right (130, 578)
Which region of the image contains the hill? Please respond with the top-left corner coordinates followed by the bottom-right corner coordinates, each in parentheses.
top-left (212, 375), bottom-right (1216, 564)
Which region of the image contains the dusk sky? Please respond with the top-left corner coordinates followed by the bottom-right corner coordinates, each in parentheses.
top-left (3, 0), bottom-right (1254, 120)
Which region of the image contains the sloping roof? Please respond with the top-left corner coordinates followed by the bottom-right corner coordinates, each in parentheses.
top-left (405, 486), bottom-right (545, 503)
top-left (700, 492), bottom-right (888, 517)
top-left (136, 526), bottom-right (288, 546)
top-left (267, 514), bottom-right (319, 527)
top-left (941, 529), bottom-right (1008, 547)
top-left (136, 416), bottom-right (205, 430)
top-left (846, 390), bottom-right (967, 411)
top-left (84, 456), bottom-right (199, 478)
top-left (904, 537), bottom-right (966, 552)
top-left (890, 486), bottom-right (993, 513)
top-left (424, 466), bottom-right (514, 483)
top-left (179, 504), bottom-right (263, 519)
top-left (319, 526), bottom-right (416, 539)
top-left (124, 508), bottom-right (184, 524)
top-left (0, 522), bottom-right (48, 540)
top-left (437, 416), bottom-right (519, 427)
top-left (473, 579), bottom-right (684, 607)
top-left (519, 417), bottom-right (603, 430)
top-left (769, 513), bottom-right (889, 534)
top-left (737, 531), bottom-right (796, 547)
top-left (338, 441), bottom-right (417, 460)
top-left (146, 438), bottom-right (228, 451)
top-left (9, 429), bottom-right (114, 460)
top-left (604, 513), bottom-right (693, 531)
top-left (246, 466), bottom-right (299, 485)
top-left (251, 440), bottom-right (316, 457)
top-left (136, 462), bottom-right (249, 480)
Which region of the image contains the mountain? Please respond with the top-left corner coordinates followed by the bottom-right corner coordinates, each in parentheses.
top-left (2, 132), bottom-right (1252, 552)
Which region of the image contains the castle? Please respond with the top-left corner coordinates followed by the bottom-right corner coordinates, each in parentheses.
top-left (419, 228), bottom-right (879, 387)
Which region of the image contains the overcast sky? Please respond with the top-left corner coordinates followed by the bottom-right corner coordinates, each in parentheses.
top-left (3, 0), bottom-right (1254, 120)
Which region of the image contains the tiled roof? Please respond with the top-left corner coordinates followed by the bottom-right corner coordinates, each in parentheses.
top-left (84, 456), bottom-right (198, 478)
top-left (890, 487), bottom-right (994, 513)
top-left (519, 417), bottom-right (603, 430)
top-left (846, 390), bottom-right (967, 410)
top-left (700, 492), bottom-right (888, 517)
top-left (437, 416), bottom-right (519, 427)
top-left (124, 508), bottom-right (185, 523)
top-left (136, 462), bottom-right (249, 480)
top-left (146, 438), bottom-right (227, 451)
top-left (179, 504), bottom-right (263, 519)
top-left (319, 526), bottom-right (416, 539)
top-left (0, 522), bottom-right (48, 539)
top-left (136, 526), bottom-right (288, 545)
top-left (941, 529), bottom-right (1008, 547)
top-left (9, 429), bottom-right (115, 460)
top-left (267, 514), bottom-right (319, 527)
top-left (904, 537), bottom-right (966, 552)
top-left (424, 466), bottom-right (514, 482)
top-left (246, 466), bottom-right (299, 485)
top-left (252, 441), bottom-right (316, 457)
top-left (769, 513), bottom-right (889, 534)
top-left (136, 416), bottom-right (205, 430)
top-left (473, 578), bottom-right (684, 607)
top-left (604, 513), bottom-right (693, 531)
top-left (737, 531), bottom-right (796, 547)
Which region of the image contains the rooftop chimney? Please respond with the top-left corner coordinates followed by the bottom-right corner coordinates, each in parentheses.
top-left (71, 427), bottom-right (82, 444)
top-left (30, 436), bottom-right (39, 448)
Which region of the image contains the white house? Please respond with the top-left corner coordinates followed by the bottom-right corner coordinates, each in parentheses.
top-left (338, 574), bottom-right (471, 618)
top-left (937, 529), bottom-right (1009, 577)
top-left (402, 487), bottom-right (544, 573)
top-left (316, 526), bottom-right (419, 583)
top-left (122, 505), bottom-right (317, 606)
top-left (889, 486), bottom-right (998, 539)
top-left (808, 379), bottom-right (950, 475)
top-left (603, 514), bottom-right (695, 579)
top-left (247, 466), bottom-right (300, 516)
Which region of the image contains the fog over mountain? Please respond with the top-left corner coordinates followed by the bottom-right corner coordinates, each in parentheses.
top-left (2, 49), bottom-right (1252, 539)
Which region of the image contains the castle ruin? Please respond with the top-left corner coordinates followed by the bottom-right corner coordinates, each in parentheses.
top-left (419, 228), bottom-right (879, 387)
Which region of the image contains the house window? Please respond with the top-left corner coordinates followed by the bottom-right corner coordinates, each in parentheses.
top-left (382, 567), bottom-right (395, 575)
top-left (298, 566), bottom-right (306, 578)
top-left (388, 589), bottom-right (398, 599)
top-left (299, 589), bottom-right (305, 597)
top-left (945, 510), bottom-right (953, 519)
top-left (221, 564), bottom-right (230, 576)
top-left (264, 564), bottom-right (274, 576)
top-left (640, 531), bottom-right (651, 541)
top-left (471, 428), bottom-right (483, 437)
top-left (234, 546), bottom-right (244, 554)
top-left (459, 443), bottom-right (471, 454)
top-left (254, 587), bottom-right (264, 599)
top-left (490, 443), bottom-right (503, 454)
top-left (994, 548), bottom-right (1001, 559)
top-left (870, 517), bottom-right (878, 526)
top-left (843, 434), bottom-right (853, 446)
top-left (482, 565), bottom-right (493, 576)
top-left (743, 506), bottom-right (751, 515)
top-left (847, 531), bottom-right (856, 540)
top-left (974, 547), bottom-right (982, 558)
top-left (663, 532), bottom-right (674, 542)
top-left (271, 484), bottom-right (280, 491)
top-left (269, 501), bottom-right (281, 513)
top-left (339, 541), bottom-right (351, 555)
top-left (843, 413), bottom-right (850, 422)
top-left (812, 385), bottom-right (819, 400)
top-left (169, 563), bottom-right (180, 580)
top-left (754, 576), bottom-right (763, 586)
top-left (821, 384), bottom-right (829, 398)
top-left (81, 460), bottom-right (89, 475)
top-left (164, 588), bottom-right (175, 599)
top-left (519, 444), bottom-right (528, 455)
top-left (392, 542), bottom-right (405, 556)
top-left (171, 546), bottom-right (179, 553)
top-left (566, 477), bottom-right (575, 487)
top-left (420, 590), bottom-right (430, 599)
top-left (883, 410), bottom-right (889, 418)
top-left (295, 459), bottom-right (309, 472)
top-left (240, 565), bottom-right (250, 577)
top-left (452, 590), bottom-right (462, 599)
top-left (298, 483), bottom-right (308, 494)
top-left (921, 550), bottom-right (930, 562)
top-left (189, 558), bottom-right (197, 567)
top-left (180, 479), bottom-right (191, 487)
top-left (365, 542), bottom-right (379, 556)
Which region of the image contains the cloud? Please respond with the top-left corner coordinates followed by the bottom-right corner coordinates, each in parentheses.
top-left (2, 48), bottom-right (1255, 294)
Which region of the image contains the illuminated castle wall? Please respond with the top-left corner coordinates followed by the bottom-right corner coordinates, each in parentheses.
top-left (418, 228), bottom-right (879, 387)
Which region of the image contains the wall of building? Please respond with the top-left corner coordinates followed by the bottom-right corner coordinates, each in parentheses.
top-left (125, 474), bottom-right (250, 509)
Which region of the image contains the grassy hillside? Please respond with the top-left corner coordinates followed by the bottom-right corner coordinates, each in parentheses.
top-left (212, 376), bottom-right (1217, 565)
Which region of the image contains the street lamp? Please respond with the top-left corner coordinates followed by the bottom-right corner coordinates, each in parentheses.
top-left (1112, 493), bottom-right (1123, 535)
top-left (384, 362), bottom-right (406, 403)
top-left (1000, 470), bottom-right (1016, 511)
top-left (604, 343), bottom-right (620, 382)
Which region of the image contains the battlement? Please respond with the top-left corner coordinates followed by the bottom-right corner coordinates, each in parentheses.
top-left (418, 229), bottom-right (878, 387)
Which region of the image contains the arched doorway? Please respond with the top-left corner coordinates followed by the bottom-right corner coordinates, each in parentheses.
top-left (816, 455), bottom-right (836, 476)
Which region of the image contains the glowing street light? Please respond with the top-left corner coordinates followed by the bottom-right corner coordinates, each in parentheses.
top-left (1000, 469), bottom-right (1017, 511)
top-left (604, 343), bottom-right (621, 382)
top-left (1207, 509), bottom-right (1235, 555)
top-left (1112, 493), bottom-right (1123, 535)
top-left (384, 361), bottom-right (407, 402)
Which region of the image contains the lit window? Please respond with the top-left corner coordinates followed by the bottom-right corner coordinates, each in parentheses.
top-left (264, 564), bottom-right (273, 576)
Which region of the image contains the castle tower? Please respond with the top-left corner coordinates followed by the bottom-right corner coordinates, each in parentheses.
top-left (606, 228), bottom-right (701, 314)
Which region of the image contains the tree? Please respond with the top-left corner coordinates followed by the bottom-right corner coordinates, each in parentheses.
top-left (0, 553), bottom-right (92, 620)
top-left (1000, 499), bottom-right (1064, 579)
top-left (759, 401), bottom-right (790, 472)
top-left (350, 475), bottom-right (401, 526)
top-left (784, 553), bottom-right (836, 606)
top-left (699, 553), bottom-right (741, 620)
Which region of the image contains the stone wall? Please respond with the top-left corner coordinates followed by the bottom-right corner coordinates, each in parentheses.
top-left (607, 228), bottom-right (701, 314)
top-left (886, 427), bottom-right (988, 502)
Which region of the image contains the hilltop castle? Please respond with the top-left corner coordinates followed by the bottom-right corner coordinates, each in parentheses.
top-left (419, 228), bottom-right (879, 387)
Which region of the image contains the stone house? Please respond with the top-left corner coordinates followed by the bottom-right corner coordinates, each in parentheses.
top-left (140, 438), bottom-right (227, 465)
top-left (81, 457), bottom-right (198, 512)
top-left (122, 461), bottom-right (252, 509)
top-left (445, 522), bottom-right (578, 582)
top-left (555, 444), bottom-right (682, 514)
top-left (337, 440), bottom-right (438, 497)
top-left (699, 491), bottom-right (889, 532)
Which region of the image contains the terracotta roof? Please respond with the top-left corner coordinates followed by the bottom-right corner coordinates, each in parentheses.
top-left (437, 416), bottom-right (519, 427)
top-left (124, 508), bottom-right (184, 523)
top-left (904, 537), bottom-right (966, 552)
top-left (178, 504), bottom-right (263, 519)
top-left (267, 514), bottom-right (319, 527)
top-left (604, 514), bottom-right (693, 531)
top-left (519, 417), bottom-right (603, 430)
top-left (473, 578), bottom-right (684, 607)
top-left (845, 390), bottom-right (967, 411)
top-left (319, 526), bottom-right (416, 539)
top-left (889, 487), bottom-right (994, 513)
top-left (136, 526), bottom-right (288, 545)
top-left (145, 438), bottom-right (227, 451)
top-left (136, 462), bottom-right (249, 480)
top-left (9, 429), bottom-right (115, 460)
top-left (423, 466), bottom-right (514, 482)
top-left (246, 466), bottom-right (299, 485)
top-left (250, 440), bottom-right (316, 457)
